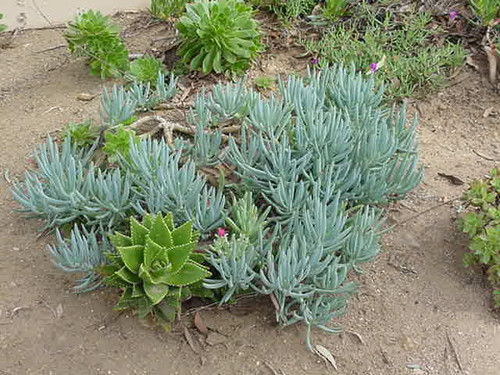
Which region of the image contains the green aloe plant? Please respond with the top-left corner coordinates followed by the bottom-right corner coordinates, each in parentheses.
top-left (102, 212), bottom-right (211, 329)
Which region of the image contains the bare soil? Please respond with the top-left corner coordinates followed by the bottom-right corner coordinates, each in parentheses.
top-left (0, 12), bottom-right (499, 375)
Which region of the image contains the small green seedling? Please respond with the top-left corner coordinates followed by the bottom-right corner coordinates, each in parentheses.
top-left (253, 75), bottom-right (276, 91)
top-left (0, 13), bottom-right (7, 32)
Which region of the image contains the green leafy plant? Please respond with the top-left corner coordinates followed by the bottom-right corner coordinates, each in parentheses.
top-left (320, 0), bottom-right (351, 22)
top-left (128, 56), bottom-right (165, 86)
top-left (63, 10), bottom-right (129, 78)
top-left (0, 13), bottom-right (7, 32)
top-left (458, 168), bottom-right (500, 307)
top-left (102, 126), bottom-right (140, 164)
top-left (62, 121), bottom-right (100, 148)
top-left (102, 213), bottom-right (211, 329)
top-left (150, 0), bottom-right (189, 19)
top-left (176, 0), bottom-right (262, 75)
top-left (253, 75), bottom-right (276, 91)
top-left (470, 0), bottom-right (500, 25)
top-left (302, 12), bottom-right (465, 99)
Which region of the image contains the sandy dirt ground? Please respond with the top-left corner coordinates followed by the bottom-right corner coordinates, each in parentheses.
top-left (0, 12), bottom-right (499, 375)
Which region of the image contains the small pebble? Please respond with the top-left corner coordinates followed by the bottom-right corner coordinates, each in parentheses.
top-left (76, 93), bottom-right (96, 101)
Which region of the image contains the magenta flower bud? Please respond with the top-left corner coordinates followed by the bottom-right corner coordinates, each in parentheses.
top-left (217, 228), bottom-right (226, 237)
top-left (370, 62), bottom-right (378, 73)
top-left (449, 11), bottom-right (458, 20)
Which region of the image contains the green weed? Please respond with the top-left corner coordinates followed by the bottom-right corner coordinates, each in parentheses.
top-left (459, 169), bottom-right (500, 307)
top-left (470, 0), bottom-right (500, 25)
top-left (128, 56), bottom-right (165, 86)
top-left (62, 121), bottom-right (100, 148)
top-left (253, 75), bottom-right (276, 90)
top-left (150, 0), bottom-right (189, 19)
top-left (302, 12), bottom-right (465, 99)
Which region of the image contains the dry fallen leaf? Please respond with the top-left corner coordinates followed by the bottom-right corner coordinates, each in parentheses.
top-left (437, 173), bottom-right (464, 186)
top-left (183, 327), bottom-right (199, 354)
top-left (206, 331), bottom-right (227, 346)
top-left (194, 312), bottom-right (208, 335)
top-left (315, 344), bottom-right (338, 371)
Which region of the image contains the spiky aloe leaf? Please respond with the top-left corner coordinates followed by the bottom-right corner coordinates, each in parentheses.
top-left (118, 245), bottom-right (144, 273)
top-left (164, 212), bottom-right (175, 231)
top-left (137, 297), bottom-right (154, 319)
top-left (115, 287), bottom-right (135, 310)
top-left (116, 266), bottom-right (141, 284)
top-left (172, 221), bottom-right (193, 246)
top-left (109, 232), bottom-right (133, 247)
top-left (131, 217), bottom-right (149, 245)
top-left (189, 252), bottom-right (205, 264)
top-left (138, 263), bottom-right (171, 285)
top-left (132, 283), bottom-right (146, 298)
top-left (144, 282), bottom-right (170, 305)
top-left (142, 213), bottom-right (155, 229)
top-left (163, 261), bottom-right (211, 286)
top-left (144, 235), bottom-right (166, 268)
top-left (168, 242), bottom-right (196, 274)
top-left (154, 296), bottom-right (179, 331)
top-left (149, 214), bottom-right (173, 248)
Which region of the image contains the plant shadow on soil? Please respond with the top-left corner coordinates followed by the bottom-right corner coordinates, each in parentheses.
top-left (0, 11), bottom-right (499, 375)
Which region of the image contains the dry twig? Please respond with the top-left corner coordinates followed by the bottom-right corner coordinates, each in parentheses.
top-left (446, 331), bottom-right (464, 372)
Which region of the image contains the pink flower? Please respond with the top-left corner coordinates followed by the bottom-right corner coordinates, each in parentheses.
top-left (449, 11), bottom-right (458, 20)
top-left (370, 62), bottom-right (378, 73)
top-left (311, 57), bottom-right (319, 65)
top-left (217, 228), bottom-right (226, 237)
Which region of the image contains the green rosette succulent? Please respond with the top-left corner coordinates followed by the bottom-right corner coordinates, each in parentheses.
top-left (102, 212), bottom-right (211, 329)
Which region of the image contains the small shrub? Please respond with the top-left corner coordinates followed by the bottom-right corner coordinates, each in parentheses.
top-left (62, 121), bottom-right (100, 148)
top-left (302, 12), bottom-right (465, 99)
top-left (150, 0), bottom-right (189, 19)
top-left (470, 0), bottom-right (500, 25)
top-left (102, 213), bottom-right (211, 329)
top-left (176, 0), bottom-right (262, 75)
top-left (13, 65), bottom-right (422, 349)
top-left (322, 0), bottom-right (351, 21)
top-left (63, 10), bottom-right (129, 78)
top-left (128, 56), bottom-right (165, 86)
top-left (458, 169), bottom-right (500, 307)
